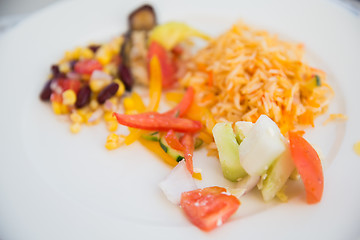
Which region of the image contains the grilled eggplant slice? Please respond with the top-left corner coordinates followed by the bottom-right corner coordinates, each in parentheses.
top-left (129, 4), bottom-right (157, 31)
top-left (119, 4), bottom-right (157, 88)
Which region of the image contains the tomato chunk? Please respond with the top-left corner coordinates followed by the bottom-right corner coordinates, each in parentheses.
top-left (56, 78), bottom-right (81, 93)
top-left (74, 59), bottom-right (102, 75)
top-left (148, 41), bottom-right (177, 89)
top-left (180, 187), bottom-right (240, 232)
top-left (113, 112), bottom-right (202, 133)
top-left (289, 132), bottom-right (324, 204)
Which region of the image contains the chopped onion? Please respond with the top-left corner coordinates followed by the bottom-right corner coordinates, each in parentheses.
top-left (104, 100), bottom-right (115, 111)
top-left (159, 160), bottom-right (197, 205)
top-left (229, 175), bottom-right (260, 198)
top-left (90, 70), bottom-right (112, 82)
top-left (67, 72), bottom-right (81, 80)
top-left (87, 108), bottom-right (103, 123)
top-left (50, 81), bottom-right (62, 94)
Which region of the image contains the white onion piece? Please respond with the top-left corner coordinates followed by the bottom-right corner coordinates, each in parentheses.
top-left (90, 70), bottom-right (112, 82)
top-left (67, 72), bottom-right (81, 80)
top-left (50, 81), bottom-right (62, 94)
top-left (229, 175), bottom-right (260, 198)
top-left (104, 100), bottom-right (115, 111)
top-left (87, 108), bottom-right (103, 123)
top-left (159, 160), bottom-right (197, 205)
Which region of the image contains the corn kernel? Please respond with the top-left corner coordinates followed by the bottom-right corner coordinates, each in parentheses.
top-left (64, 47), bottom-right (81, 61)
top-left (105, 141), bottom-right (119, 150)
top-left (89, 99), bottom-right (99, 110)
top-left (123, 97), bottom-right (135, 111)
top-left (70, 122), bottom-right (81, 134)
top-left (103, 63), bottom-right (117, 75)
top-left (90, 79), bottom-right (107, 92)
top-left (52, 102), bottom-right (62, 115)
top-left (64, 51), bottom-right (73, 61)
top-left (114, 79), bottom-right (125, 97)
top-left (59, 62), bottom-right (70, 73)
top-left (108, 97), bottom-right (118, 106)
top-left (84, 112), bottom-right (94, 123)
top-left (70, 112), bottom-right (83, 123)
top-left (107, 120), bottom-right (118, 132)
top-left (107, 133), bottom-right (119, 141)
top-left (62, 89), bottom-right (77, 105)
top-left (77, 107), bottom-right (90, 118)
top-left (109, 36), bottom-right (123, 55)
top-left (60, 104), bottom-right (70, 114)
top-left (105, 133), bottom-right (121, 150)
top-left (104, 111), bottom-right (116, 122)
top-left (96, 45), bottom-right (112, 65)
top-left (72, 47), bottom-right (82, 60)
top-left (80, 47), bottom-right (94, 59)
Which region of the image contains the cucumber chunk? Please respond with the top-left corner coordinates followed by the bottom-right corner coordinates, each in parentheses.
top-left (234, 121), bottom-right (254, 144)
top-left (239, 115), bottom-right (285, 176)
top-left (212, 122), bottom-right (247, 182)
top-left (261, 145), bottom-right (295, 202)
top-left (141, 131), bottom-right (160, 141)
top-left (159, 136), bottom-right (184, 162)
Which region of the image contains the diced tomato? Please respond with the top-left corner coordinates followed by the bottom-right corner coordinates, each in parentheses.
top-left (288, 132), bottom-right (324, 204)
top-left (148, 41), bottom-right (177, 89)
top-left (180, 186), bottom-right (240, 232)
top-left (50, 92), bottom-right (62, 103)
top-left (163, 87), bottom-right (194, 117)
top-left (165, 130), bottom-right (185, 152)
top-left (74, 59), bottom-right (102, 75)
top-left (180, 133), bottom-right (194, 174)
top-left (56, 78), bottom-right (81, 93)
top-left (113, 112), bottom-right (202, 133)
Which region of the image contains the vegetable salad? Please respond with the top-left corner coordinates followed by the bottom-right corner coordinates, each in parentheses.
top-left (40, 4), bottom-right (326, 232)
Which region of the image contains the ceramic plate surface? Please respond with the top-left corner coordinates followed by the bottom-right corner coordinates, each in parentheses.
top-left (0, 0), bottom-right (359, 239)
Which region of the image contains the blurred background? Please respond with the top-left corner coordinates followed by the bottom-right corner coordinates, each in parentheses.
top-left (0, 0), bottom-right (359, 37)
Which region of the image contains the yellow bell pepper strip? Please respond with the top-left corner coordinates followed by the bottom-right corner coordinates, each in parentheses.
top-left (149, 22), bottom-right (212, 50)
top-left (138, 137), bottom-right (178, 167)
top-left (132, 92), bottom-right (146, 112)
top-left (124, 56), bottom-right (162, 145)
top-left (165, 91), bottom-right (184, 106)
top-left (192, 172), bottom-right (202, 180)
top-left (147, 55), bottom-right (162, 111)
top-left (185, 102), bottom-right (216, 134)
top-left (198, 131), bottom-right (214, 144)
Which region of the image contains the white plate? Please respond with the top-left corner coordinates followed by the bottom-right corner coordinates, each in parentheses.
top-left (0, 0), bottom-right (360, 239)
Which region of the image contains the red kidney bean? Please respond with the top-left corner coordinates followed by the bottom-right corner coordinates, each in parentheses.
top-left (97, 82), bottom-right (119, 104)
top-left (88, 45), bottom-right (101, 53)
top-left (69, 60), bottom-right (78, 71)
top-left (118, 63), bottom-right (133, 91)
top-left (40, 79), bottom-right (53, 101)
top-left (51, 65), bottom-right (60, 76)
top-left (75, 85), bottom-right (91, 108)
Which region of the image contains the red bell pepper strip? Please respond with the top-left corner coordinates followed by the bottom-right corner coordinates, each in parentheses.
top-left (113, 112), bottom-right (202, 133)
top-left (288, 132), bottom-right (324, 204)
top-left (163, 87), bottom-right (194, 118)
top-left (165, 130), bottom-right (185, 152)
top-left (180, 133), bottom-right (194, 174)
top-left (147, 41), bottom-right (177, 89)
